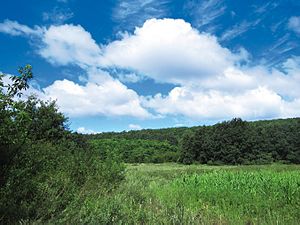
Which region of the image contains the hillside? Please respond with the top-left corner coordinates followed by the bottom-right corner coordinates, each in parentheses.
top-left (87, 117), bottom-right (300, 164)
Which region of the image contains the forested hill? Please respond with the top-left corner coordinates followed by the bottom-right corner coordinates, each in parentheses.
top-left (86, 117), bottom-right (299, 145)
top-left (86, 126), bottom-right (192, 145)
top-left (87, 117), bottom-right (300, 164)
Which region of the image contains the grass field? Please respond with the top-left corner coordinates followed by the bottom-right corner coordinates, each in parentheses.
top-left (117, 164), bottom-right (300, 225)
top-left (40, 163), bottom-right (300, 224)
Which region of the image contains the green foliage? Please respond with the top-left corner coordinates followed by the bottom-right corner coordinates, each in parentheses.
top-left (1, 74), bottom-right (69, 188)
top-left (0, 65), bottom-right (34, 146)
top-left (152, 166), bottom-right (300, 224)
top-left (87, 117), bottom-right (300, 165)
top-left (87, 126), bottom-right (191, 145)
top-left (180, 130), bottom-right (196, 164)
top-left (91, 138), bottom-right (179, 163)
top-left (1, 66), bottom-right (36, 186)
top-left (22, 96), bottom-right (68, 141)
top-left (0, 140), bottom-right (125, 223)
top-left (180, 118), bottom-right (300, 165)
top-left (0, 66), bottom-right (125, 224)
top-left (1, 65), bottom-right (299, 224)
top-left (36, 163), bottom-right (298, 224)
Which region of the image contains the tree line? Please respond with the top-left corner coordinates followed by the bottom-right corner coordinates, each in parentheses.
top-left (180, 118), bottom-right (300, 164)
top-left (88, 118), bottom-right (300, 165)
top-left (88, 126), bottom-right (191, 145)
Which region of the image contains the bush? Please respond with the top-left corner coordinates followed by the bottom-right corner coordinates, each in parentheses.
top-left (0, 66), bottom-right (125, 223)
top-left (0, 140), bottom-right (125, 223)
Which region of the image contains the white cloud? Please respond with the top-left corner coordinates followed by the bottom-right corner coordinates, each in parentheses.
top-left (101, 18), bottom-right (299, 120)
top-left (174, 123), bottom-right (185, 127)
top-left (1, 69), bottom-right (150, 119)
top-left (0, 20), bottom-right (102, 68)
top-left (185, 0), bottom-right (226, 31)
top-left (254, 2), bottom-right (278, 14)
top-left (0, 20), bottom-right (151, 119)
top-left (244, 63), bottom-right (300, 99)
top-left (42, 76), bottom-right (150, 118)
top-left (0, 20), bottom-right (42, 36)
top-left (220, 19), bottom-right (262, 41)
top-left (1, 18), bottom-right (300, 122)
top-left (112, 0), bottom-right (170, 29)
top-left (259, 33), bottom-right (295, 67)
top-left (76, 127), bottom-right (96, 134)
top-left (102, 18), bottom-right (245, 85)
top-left (0, 18), bottom-right (246, 84)
top-left (288, 16), bottom-right (300, 35)
top-left (42, 7), bottom-right (74, 24)
top-left (0, 74), bottom-right (43, 99)
top-left (142, 55), bottom-right (300, 120)
top-left (128, 124), bottom-right (142, 130)
top-left (0, 21), bottom-right (101, 68)
top-left (39, 24), bottom-right (102, 67)
top-left (143, 86), bottom-right (300, 120)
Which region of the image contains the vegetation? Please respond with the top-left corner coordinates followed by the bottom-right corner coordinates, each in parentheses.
top-left (88, 126), bottom-right (190, 145)
top-left (180, 118), bottom-right (300, 165)
top-left (0, 66), bottom-right (125, 224)
top-left (11, 163), bottom-right (298, 224)
top-left (89, 117), bottom-right (300, 165)
top-left (1, 66), bottom-right (299, 224)
top-left (117, 163), bottom-right (300, 224)
top-left (90, 138), bottom-right (179, 163)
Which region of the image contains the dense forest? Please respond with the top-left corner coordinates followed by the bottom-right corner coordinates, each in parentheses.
top-left (88, 126), bottom-right (191, 145)
top-left (88, 118), bottom-right (300, 165)
top-left (91, 139), bottom-right (179, 163)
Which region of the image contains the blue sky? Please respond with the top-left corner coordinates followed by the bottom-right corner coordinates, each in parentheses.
top-left (0, 0), bottom-right (300, 133)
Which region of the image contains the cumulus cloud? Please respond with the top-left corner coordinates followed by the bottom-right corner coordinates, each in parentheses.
top-left (39, 24), bottom-right (102, 67)
top-left (288, 16), bottom-right (300, 35)
top-left (0, 20), bottom-right (151, 119)
top-left (142, 55), bottom-right (300, 120)
top-left (1, 69), bottom-right (150, 119)
top-left (42, 77), bottom-right (150, 118)
top-left (0, 18), bottom-right (246, 83)
top-left (0, 20), bottom-right (101, 68)
top-left (144, 86), bottom-right (300, 120)
top-left (0, 73), bottom-right (44, 99)
top-left (1, 18), bottom-right (299, 121)
top-left (101, 18), bottom-right (246, 85)
top-left (244, 62), bottom-right (300, 99)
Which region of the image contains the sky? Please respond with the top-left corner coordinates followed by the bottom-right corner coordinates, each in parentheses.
top-left (0, 0), bottom-right (300, 133)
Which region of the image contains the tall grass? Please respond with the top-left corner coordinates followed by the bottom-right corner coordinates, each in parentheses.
top-left (12, 164), bottom-right (300, 224)
top-left (152, 170), bottom-right (300, 224)
top-left (114, 164), bottom-right (300, 224)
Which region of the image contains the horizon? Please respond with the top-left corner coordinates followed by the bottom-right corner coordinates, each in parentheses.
top-left (81, 117), bottom-right (300, 134)
top-left (1, 0), bottom-right (300, 133)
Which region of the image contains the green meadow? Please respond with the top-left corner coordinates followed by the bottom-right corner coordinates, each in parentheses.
top-left (51, 163), bottom-right (299, 225)
top-left (119, 164), bottom-right (300, 225)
